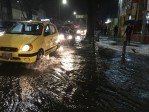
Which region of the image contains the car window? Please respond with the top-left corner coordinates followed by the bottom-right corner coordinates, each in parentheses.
top-left (50, 25), bottom-right (56, 34)
top-left (6, 22), bottom-right (43, 35)
top-left (45, 25), bottom-right (50, 32)
top-left (44, 25), bottom-right (51, 36)
top-left (9, 23), bottom-right (23, 33)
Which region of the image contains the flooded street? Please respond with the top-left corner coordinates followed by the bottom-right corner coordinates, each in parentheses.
top-left (0, 36), bottom-right (148, 112)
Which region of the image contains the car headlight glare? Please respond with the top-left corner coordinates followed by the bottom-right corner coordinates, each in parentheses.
top-left (22, 44), bottom-right (32, 52)
top-left (76, 30), bottom-right (81, 34)
top-left (0, 32), bottom-right (4, 36)
top-left (59, 34), bottom-right (65, 40)
top-left (68, 35), bottom-right (73, 39)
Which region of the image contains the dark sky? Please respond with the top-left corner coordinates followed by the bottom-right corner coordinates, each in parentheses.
top-left (42, 0), bottom-right (118, 20)
top-left (96, 0), bottom-right (118, 20)
top-left (43, 0), bottom-right (88, 18)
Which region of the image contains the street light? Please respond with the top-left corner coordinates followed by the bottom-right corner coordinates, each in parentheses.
top-left (62, 0), bottom-right (67, 5)
top-left (73, 11), bottom-right (77, 15)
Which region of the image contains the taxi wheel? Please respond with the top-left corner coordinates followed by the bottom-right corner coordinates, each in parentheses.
top-left (36, 49), bottom-right (44, 61)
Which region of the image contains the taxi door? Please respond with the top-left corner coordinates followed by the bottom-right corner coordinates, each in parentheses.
top-left (49, 24), bottom-right (59, 47)
top-left (44, 24), bottom-right (53, 54)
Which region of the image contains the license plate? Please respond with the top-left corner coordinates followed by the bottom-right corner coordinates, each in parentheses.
top-left (2, 53), bottom-right (12, 59)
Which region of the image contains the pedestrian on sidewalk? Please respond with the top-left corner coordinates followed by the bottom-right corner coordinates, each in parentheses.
top-left (125, 23), bottom-right (133, 44)
top-left (114, 25), bottom-right (118, 37)
top-left (96, 29), bottom-right (101, 42)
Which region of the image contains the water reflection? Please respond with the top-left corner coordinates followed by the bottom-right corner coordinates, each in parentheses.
top-left (61, 55), bottom-right (74, 71)
top-left (75, 36), bottom-right (81, 42)
top-left (0, 37), bottom-right (85, 111)
top-left (20, 77), bottom-right (33, 101)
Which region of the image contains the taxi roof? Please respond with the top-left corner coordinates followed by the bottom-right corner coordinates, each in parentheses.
top-left (17, 20), bottom-right (55, 26)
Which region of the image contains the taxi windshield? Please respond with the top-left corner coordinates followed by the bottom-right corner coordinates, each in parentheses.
top-left (6, 22), bottom-right (43, 35)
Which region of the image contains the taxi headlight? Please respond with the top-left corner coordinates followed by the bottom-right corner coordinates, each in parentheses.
top-left (22, 44), bottom-right (32, 52)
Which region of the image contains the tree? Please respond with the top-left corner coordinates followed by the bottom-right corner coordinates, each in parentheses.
top-left (85, 0), bottom-right (96, 45)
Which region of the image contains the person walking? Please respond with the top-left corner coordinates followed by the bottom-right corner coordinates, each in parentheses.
top-left (114, 25), bottom-right (118, 37)
top-left (125, 23), bottom-right (133, 43)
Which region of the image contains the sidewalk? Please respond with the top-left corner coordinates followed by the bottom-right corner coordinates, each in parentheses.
top-left (94, 35), bottom-right (149, 112)
top-left (96, 36), bottom-right (149, 56)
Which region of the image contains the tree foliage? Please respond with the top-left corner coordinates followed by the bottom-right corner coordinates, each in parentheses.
top-left (86, 0), bottom-right (95, 44)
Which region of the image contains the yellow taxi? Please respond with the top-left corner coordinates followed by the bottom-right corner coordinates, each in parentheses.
top-left (0, 20), bottom-right (60, 63)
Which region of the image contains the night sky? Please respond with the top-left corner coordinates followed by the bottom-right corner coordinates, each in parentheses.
top-left (96, 0), bottom-right (118, 19)
top-left (43, 0), bottom-right (88, 19)
top-left (42, 0), bottom-right (118, 21)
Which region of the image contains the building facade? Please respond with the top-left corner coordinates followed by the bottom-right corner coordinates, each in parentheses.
top-left (118, 0), bottom-right (149, 43)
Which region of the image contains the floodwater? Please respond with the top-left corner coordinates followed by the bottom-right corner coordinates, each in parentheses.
top-left (0, 35), bottom-right (148, 112)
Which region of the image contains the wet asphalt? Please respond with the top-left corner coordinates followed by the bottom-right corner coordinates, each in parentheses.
top-left (0, 35), bottom-right (148, 112)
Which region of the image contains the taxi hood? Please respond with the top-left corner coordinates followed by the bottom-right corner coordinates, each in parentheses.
top-left (0, 34), bottom-right (39, 48)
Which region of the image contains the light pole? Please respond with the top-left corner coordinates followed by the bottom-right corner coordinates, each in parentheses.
top-left (73, 11), bottom-right (77, 15)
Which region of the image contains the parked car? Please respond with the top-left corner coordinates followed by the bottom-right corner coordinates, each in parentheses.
top-left (0, 20), bottom-right (60, 63)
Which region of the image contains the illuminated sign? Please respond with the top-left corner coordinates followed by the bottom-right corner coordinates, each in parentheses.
top-left (76, 15), bottom-right (86, 19)
top-left (41, 19), bottom-right (50, 22)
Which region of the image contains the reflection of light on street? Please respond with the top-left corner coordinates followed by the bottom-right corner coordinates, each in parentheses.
top-left (45, 55), bottom-right (50, 60)
top-left (19, 77), bottom-right (33, 101)
top-left (26, 55), bottom-right (60, 71)
top-left (58, 47), bottom-right (75, 71)
top-left (126, 58), bottom-right (132, 61)
top-left (61, 55), bottom-right (74, 71)
top-left (59, 46), bottom-right (64, 51)
top-left (76, 36), bottom-right (81, 42)
top-left (54, 68), bottom-right (65, 74)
